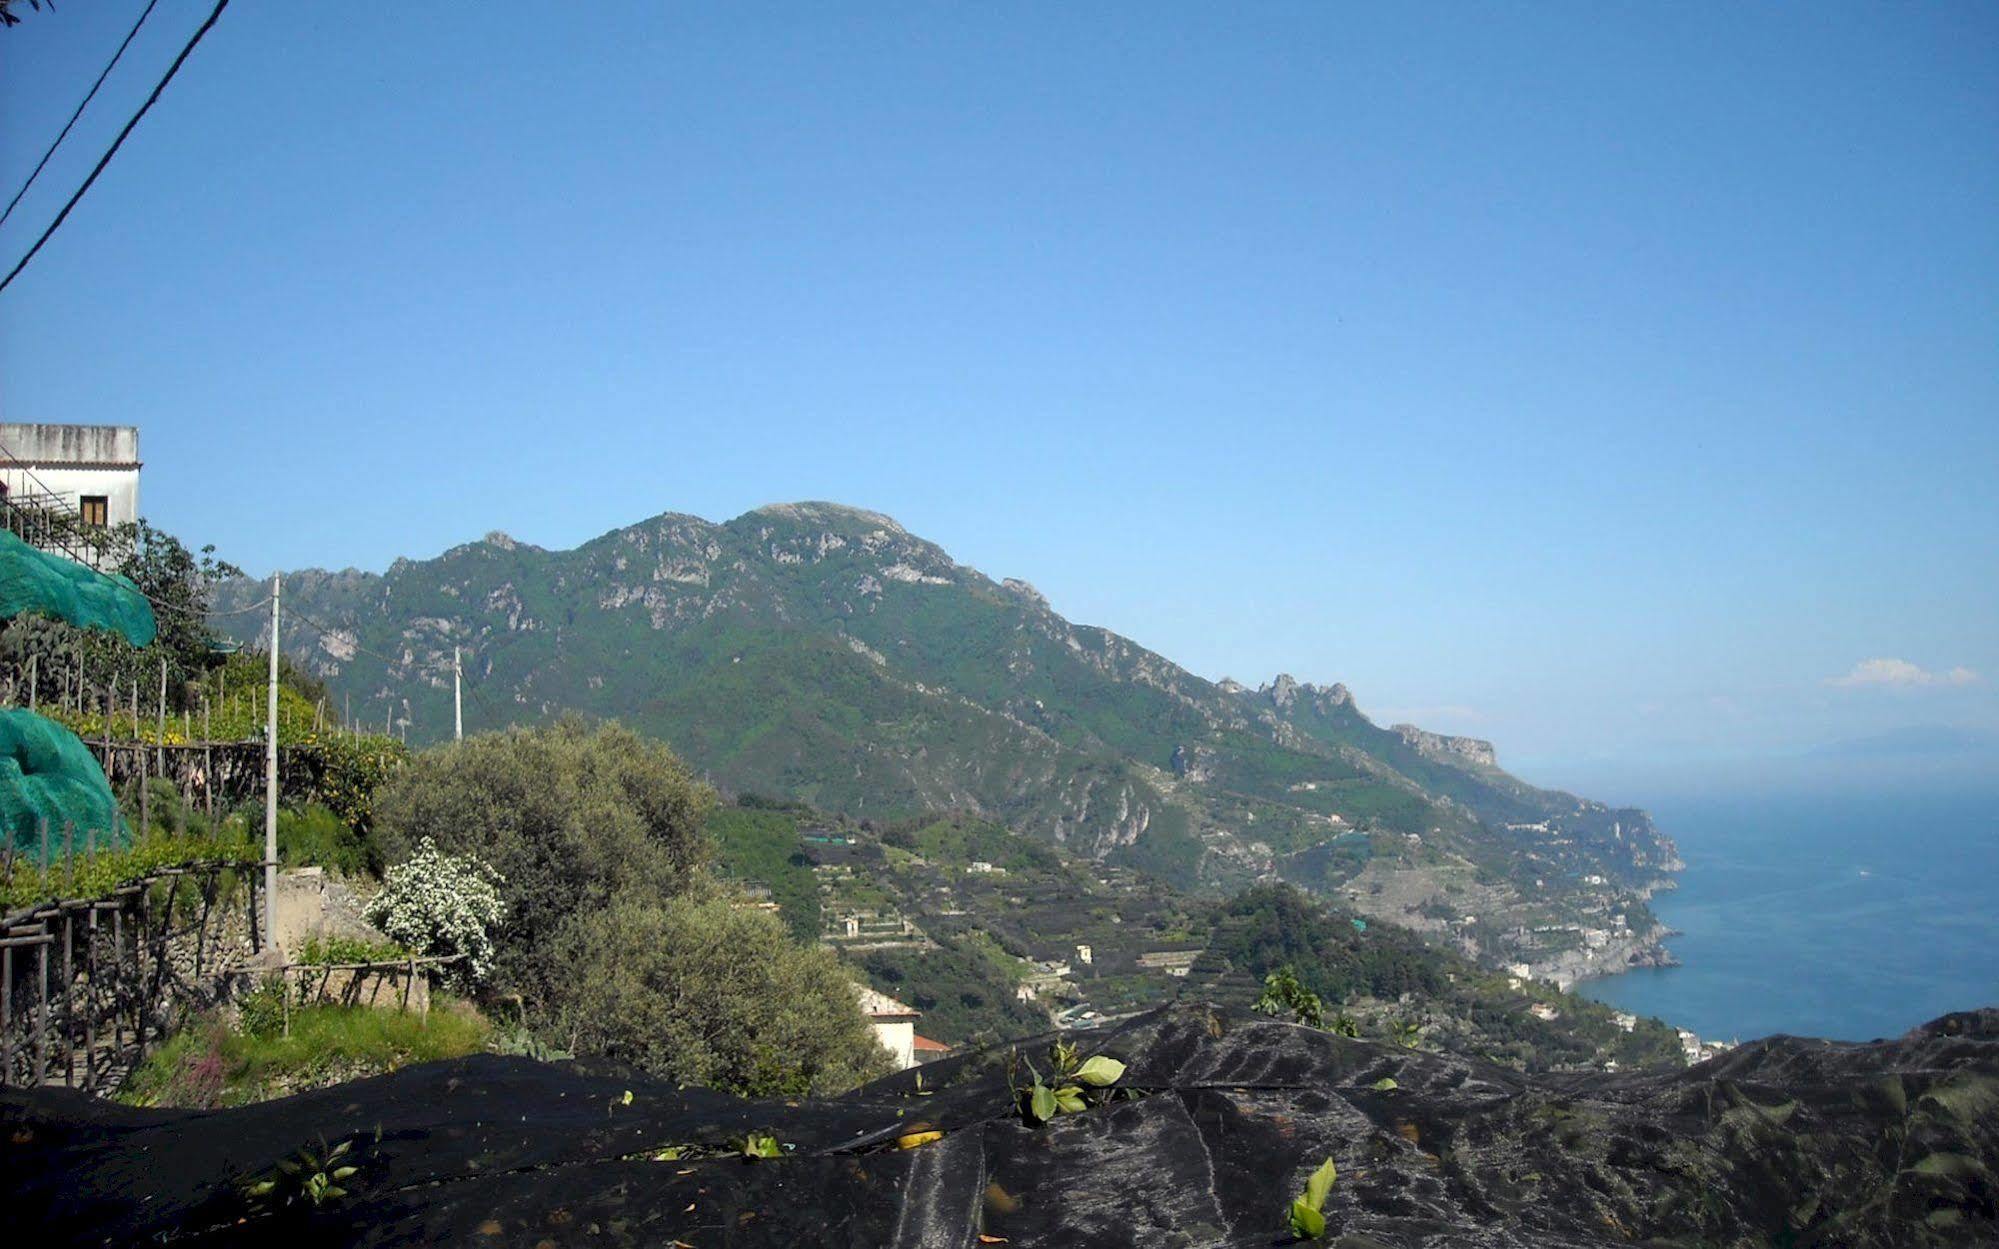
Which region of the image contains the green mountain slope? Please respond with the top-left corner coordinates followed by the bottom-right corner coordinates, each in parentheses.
top-left (213, 502), bottom-right (1678, 973)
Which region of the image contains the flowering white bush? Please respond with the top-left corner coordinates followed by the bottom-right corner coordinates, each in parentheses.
top-left (363, 837), bottom-right (506, 989)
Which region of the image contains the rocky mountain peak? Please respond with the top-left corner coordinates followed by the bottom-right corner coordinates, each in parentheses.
top-left (1266, 673), bottom-right (1301, 708)
top-left (1258, 674), bottom-right (1352, 711)
top-left (746, 501), bottom-right (907, 535)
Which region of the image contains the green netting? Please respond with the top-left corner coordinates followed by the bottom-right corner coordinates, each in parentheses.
top-left (0, 708), bottom-right (128, 856)
top-left (0, 528), bottom-right (157, 647)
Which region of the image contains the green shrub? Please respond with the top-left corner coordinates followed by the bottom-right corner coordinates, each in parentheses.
top-left (547, 892), bottom-right (894, 1097)
top-left (1254, 966), bottom-right (1326, 1028)
top-left (371, 718), bottom-right (712, 1010)
top-left (236, 977), bottom-right (294, 1039)
top-left (278, 804), bottom-right (371, 875)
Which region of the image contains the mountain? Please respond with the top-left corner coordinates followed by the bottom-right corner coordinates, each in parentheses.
top-left (212, 502), bottom-right (1678, 974)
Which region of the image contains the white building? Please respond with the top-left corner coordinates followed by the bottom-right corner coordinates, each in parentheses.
top-left (856, 985), bottom-right (921, 1070)
top-left (0, 423), bottom-right (141, 568)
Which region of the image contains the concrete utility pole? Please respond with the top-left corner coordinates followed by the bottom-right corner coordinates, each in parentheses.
top-left (453, 646), bottom-right (463, 741)
top-left (264, 573), bottom-right (281, 949)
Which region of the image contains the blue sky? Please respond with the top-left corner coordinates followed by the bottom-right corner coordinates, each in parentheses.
top-left (3, 3), bottom-right (1994, 797)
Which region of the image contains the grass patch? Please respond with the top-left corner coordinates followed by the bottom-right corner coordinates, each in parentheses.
top-left (121, 1001), bottom-right (490, 1108)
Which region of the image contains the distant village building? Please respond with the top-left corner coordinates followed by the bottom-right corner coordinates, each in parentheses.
top-left (1075, 943), bottom-right (1093, 965)
top-left (856, 985), bottom-right (922, 1070)
top-left (730, 881), bottom-right (781, 914)
top-left (1675, 1027), bottom-right (1736, 1065)
top-left (1136, 950), bottom-right (1202, 978)
top-left (0, 422), bottom-right (141, 568)
top-left (1528, 1003), bottom-right (1561, 1022)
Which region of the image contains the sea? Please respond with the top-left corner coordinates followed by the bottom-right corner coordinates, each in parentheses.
top-left (1579, 785), bottom-right (1999, 1043)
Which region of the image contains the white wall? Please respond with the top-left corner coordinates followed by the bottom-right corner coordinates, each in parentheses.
top-left (0, 464), bottom-right (142, 526)
top-left (0, 423), bottom-right (142, 530)
top-left (872, 1018), bottom-right (915, 1070)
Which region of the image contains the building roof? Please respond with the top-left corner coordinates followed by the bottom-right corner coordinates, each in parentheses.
top-left (855, 985), bottom-right (920, 1020)
top-left (0, 423), bottom-right (141, 469)
top-left (911, 1033), bottom-right (951, 1054)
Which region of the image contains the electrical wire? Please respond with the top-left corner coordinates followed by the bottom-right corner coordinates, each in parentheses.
top-left (0, 0), bottom-right (230, 295)
top-left (284, 605), bottom-right (406, 669)
top-left (0, 0), bottom-right (164, 231)
top-left (284, 603), bottom-right (516, 734)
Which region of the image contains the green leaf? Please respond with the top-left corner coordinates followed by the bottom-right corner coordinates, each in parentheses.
top-left (1370, 1078), bottom-right (1399, 1091)
top-left (620, 1089), bottom-right (634, 1106)
top-left (1303, 1157), bottom-right (1337, 1211)
top-left (1289, 1198), bottom-right (1326, 1239)
top-left (246, 1180), bottom-right (276, 1196)
top-left (1054, 1086), bottom-right (1087, 1114)
top-left (328, 1139), bottom-right (352, 1159)
top-left (331, 1166), bottom-right (358, 1180)
top-left (1074, 1055), bottom-right (1126, 1087)
top-left (1029, 1082), bottom-right (1057, 1123)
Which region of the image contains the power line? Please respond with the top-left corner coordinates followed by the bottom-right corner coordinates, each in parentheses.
top-left (284, 604), bottom-right (514, 733)
top-left (0, 0), bottom-right (164, 231)
top-left (0, 0), bottom-right (230, 296)
top-left (285, 605), bottom-right (405, 669)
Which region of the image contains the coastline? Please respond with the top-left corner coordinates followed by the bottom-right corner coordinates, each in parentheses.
top-left (1528, 920), bottom-right (1679, 992)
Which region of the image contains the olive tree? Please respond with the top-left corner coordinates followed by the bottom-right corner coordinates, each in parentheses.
top-left (372, 717), bottom-right (712, 1008)
top-left (549, 891), bottom-right (896, 1097)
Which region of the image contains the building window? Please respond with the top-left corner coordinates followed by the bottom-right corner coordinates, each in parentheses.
top-left (79, 495), bottom-right (108, 527)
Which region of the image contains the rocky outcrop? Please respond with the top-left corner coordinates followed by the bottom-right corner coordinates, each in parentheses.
top-left (1392, 722), bottom-right (1499, 768)
top-left (999, 577), bottom-right (1048, 608)
top-left (1257, 674), bottom-right (1354, 713)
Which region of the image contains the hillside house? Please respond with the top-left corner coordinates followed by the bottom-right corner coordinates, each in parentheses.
top-left (1136, 949), bottom-right (1203, 978)
top-left (911, 1033), bottom-right (952, 1064)
top-left (856, 985), bottom-right (922, 1069)
top-left (0, 423), bottom-right (141, 568)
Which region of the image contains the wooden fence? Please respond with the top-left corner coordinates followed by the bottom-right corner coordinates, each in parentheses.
top-left (0, 860), bottom-right (263, 1091)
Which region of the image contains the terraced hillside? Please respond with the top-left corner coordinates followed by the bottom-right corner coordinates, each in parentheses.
top-left (214, 502), bottom-right (1678, 972)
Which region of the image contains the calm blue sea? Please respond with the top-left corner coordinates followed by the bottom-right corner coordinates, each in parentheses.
top-left (1579, 786), bottom-right (1999, 1043)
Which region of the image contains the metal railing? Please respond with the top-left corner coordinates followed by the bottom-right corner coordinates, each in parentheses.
top-left (0, 441), bottom-right (116, 568)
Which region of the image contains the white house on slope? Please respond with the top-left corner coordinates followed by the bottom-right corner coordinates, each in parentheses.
top-left (0, 423), bottom-right (142, 567)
